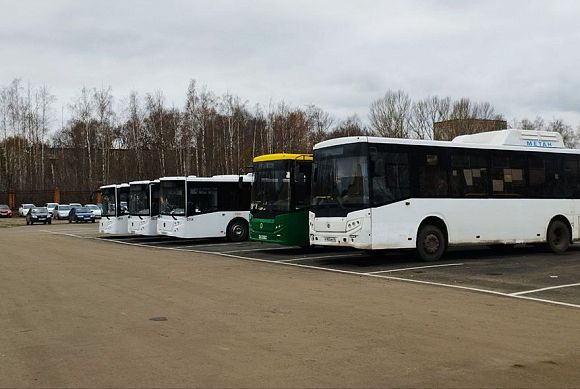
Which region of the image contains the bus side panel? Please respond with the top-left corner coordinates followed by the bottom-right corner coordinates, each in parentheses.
top-left (370, 198), bottom-right (577, 248)
top-left (371, 202), bottom-right (416, 249)
top-left (99, 215), bottom-right (129, 234)
top-left (182, 211), bottom-right (250, 239)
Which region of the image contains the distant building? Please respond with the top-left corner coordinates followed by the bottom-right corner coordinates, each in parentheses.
top-left (433, 119), bottom-right (507, 141)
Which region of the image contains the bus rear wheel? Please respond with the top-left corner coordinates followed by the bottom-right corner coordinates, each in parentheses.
top-left (227, 219), bottom-right (248, 242)
top-left (547, 220), bottom-right (570, 254)
top-left (416, 224), bottom-right (446, 262)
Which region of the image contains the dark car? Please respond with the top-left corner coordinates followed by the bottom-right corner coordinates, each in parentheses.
top-left (0, 204), bottom-right (12, 218)
top-left (69, 206), bottom-right (96, 223)
top-left (26, 207), bottom-right (52, 225)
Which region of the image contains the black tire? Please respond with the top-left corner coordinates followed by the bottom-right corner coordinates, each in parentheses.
top-left (26, 219), bottom-right (29, 225)
top-left (43, 221), bottom-right (47, 225)
top-left (48, 220), bottom-right (52, 225)
top-left (92, 220), bottom-right (95, 223)
top-left (547, 220), bottom-right (570, 254)
top-left (69, 219), bottom-right (72, 223)
top-left (416, 224), bottom-right (446, 262)
top-left (227, 219), bottom-right (249, 242)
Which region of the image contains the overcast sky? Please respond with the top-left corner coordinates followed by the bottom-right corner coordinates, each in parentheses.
top-left (1, 0), bottom-right (580, 127)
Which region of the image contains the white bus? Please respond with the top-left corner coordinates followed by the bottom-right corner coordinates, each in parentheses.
top-left (157, 174), bottom-right (253, 240)
top-left (309, 129), bottom-right (580, 261)
top-left (128, 180), bottom-right (160, 235)
top-left (99, 183), bottom-right (130, 234)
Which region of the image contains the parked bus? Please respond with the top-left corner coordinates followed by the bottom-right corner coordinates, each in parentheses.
top-left (99, 183), bottom-right (130, 234)
top-left (157, 174), bottom-right (253, 240)
top-left (128, 180), bottom-right (160, 235)
top-left (250, 153), bottom-right (312, 246)
top-left (309, 129), bottom-right (580, 261)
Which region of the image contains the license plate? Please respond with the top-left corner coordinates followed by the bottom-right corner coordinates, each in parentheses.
top-left (325, 237), bottom-right (336, 242)
top-left (258, 235), bottom-right (267, 240)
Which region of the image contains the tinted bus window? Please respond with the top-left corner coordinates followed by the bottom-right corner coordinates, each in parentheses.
top-left (563, 157), bottom-right (580, 198)
top-left (491, 152), bottom-right (527, 196)
top-left (417, 149), bottom-right (448, 196)
top-left (294, 161), bottom-right (312, 210)
top-left (528, 155), bottom-right (546, 197)
top-left (187, 185), bottom-right (218, 216)
top-left (370, 145), bottom-right (410, 206)
top-left (450, 152), bottom-right (489, 197)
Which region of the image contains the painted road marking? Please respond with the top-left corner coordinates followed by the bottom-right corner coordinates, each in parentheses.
top-left (41, 230), bottom-right (86, 238)
top-left (221, 246), bottom-right (296, 254)
top-left (510, 282), bottom-right (580, 296)
top-left (278, 253), bottom-right (365, 262)
top-left (179, 242), bottom-right (249, 249)
top-left (60, 233), bottom-right (580, 310)
top-left (366, 263), bottom-right (465, 274)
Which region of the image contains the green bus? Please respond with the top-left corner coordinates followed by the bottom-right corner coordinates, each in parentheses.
top-left (250, 153), bottom-right (313, 246)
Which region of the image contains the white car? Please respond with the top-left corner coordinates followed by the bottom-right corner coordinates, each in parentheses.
top-left (53, 204), bottom-right (72, 220)
top-left (85, 204), bottom-right (102, 219)
top-left (45, 202), bottom-right (58, 216)
top-left (18, 203), bottom-right (35, 217)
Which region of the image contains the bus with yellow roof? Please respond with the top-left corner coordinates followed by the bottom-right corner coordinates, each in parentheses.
top-left (250, 153), bottom-right (312, 246)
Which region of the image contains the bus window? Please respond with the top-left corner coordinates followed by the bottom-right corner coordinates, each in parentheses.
top-left (450, 152), bottom-right (489, 197)
top-left (187, 186), bottom-right (218, 215)
top-left (528, 155), bottom-right (546, 197)
top-left (491, 152), bottom-right (527, 196)
top-left (370, 146), bottom-right (410, 206)
top-left (563, 158), bottom-right (580, 198)
top-left (417, 150), bottom-right (448, 196)
top-left (294, 161), bottom-right (311, 210)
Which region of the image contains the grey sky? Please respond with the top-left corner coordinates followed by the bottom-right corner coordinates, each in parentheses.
top-left (1, 0), bottom-right (580, 126)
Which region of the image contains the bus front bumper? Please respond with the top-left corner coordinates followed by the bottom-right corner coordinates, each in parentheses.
top-left (309, 212), bottom-right (372, 250)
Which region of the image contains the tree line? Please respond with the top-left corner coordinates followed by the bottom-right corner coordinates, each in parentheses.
top-left (1, 78), bottom-right (579, 194)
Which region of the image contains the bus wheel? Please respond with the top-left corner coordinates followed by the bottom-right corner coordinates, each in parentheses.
top-left (547, 220), bottom-right (570, 254)
top-left (227, 219), bottom-right (248, 242)
top-left (416, 224), bottom-right (446, 262)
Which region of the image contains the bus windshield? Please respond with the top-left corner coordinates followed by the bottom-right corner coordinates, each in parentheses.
top-left (129, 184), bottom-right (150, 216)
top-left (159, 180), bottom-right (185, 216)
top-left (101, 188), bottom-right (116, 217)
top-left (251, 160), bottom-right (290, 216)
top-left (311, 143), bottom-right (370, 216)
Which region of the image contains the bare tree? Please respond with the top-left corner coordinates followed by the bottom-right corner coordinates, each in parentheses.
top-left (369, 90), bottom-right (411, 138)
top-left (410, 96), bottom-right (451, 139)
top-left (548, 119), bottom-right (579, 148)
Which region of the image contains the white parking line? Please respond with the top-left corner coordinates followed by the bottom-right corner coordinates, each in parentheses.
top-left (134, 240), bottom-right (185, 245)
top-left (41, 230), bottom-right (86, 238)
top-left (278, 253), bottom-right (365, 262)
top-left (366, 263), bottom-right (465, 274)
top-left (65, 234), bottom-right (580, 310)
top-left (510, 283), bottom-right (580, 296)
top-left (179, 242), bottom-right (248, 249)
top-left (221, 246), bottom-right (295, 254)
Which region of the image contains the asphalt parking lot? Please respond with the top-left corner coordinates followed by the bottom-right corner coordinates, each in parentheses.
top-left (3, 219), bottom-right (580, 387)
top-left (46, 222), bottom-right (580, 309)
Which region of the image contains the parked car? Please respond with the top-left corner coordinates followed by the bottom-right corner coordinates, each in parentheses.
top-left (69, 203), bottom-right (82, 209)
top-left (53, 204), bottom-right (71, 220)
top-left (85, 204), bottom-right (102, 219)
top-left (26, 207), bottom-right (52, 225)
top-left (69, 206), bottom-right (96, 223)
top-left (45, 202), bottom-right (58, 216)
top-left (18, 203), bottom-right (35, 217)
top-left (0, 204), bottom-right (12, 218)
